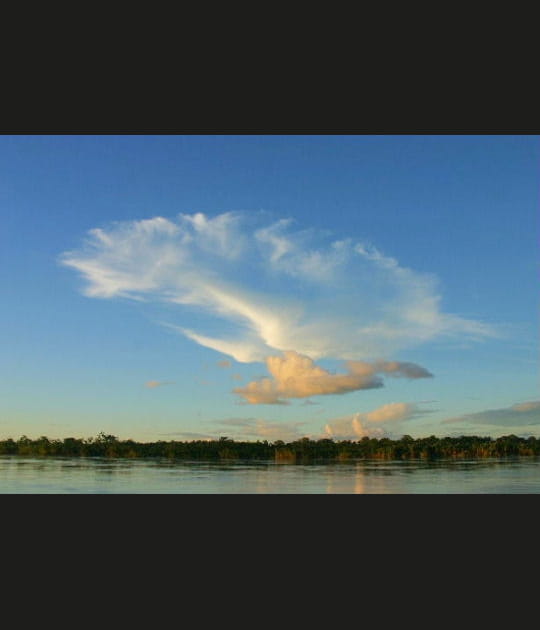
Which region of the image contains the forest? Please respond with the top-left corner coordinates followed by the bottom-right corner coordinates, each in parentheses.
top-left (0, 432), bottom-right (539, 461)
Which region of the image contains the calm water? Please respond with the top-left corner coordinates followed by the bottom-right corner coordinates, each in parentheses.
top-left (1, 455), bottom-right (540, 493)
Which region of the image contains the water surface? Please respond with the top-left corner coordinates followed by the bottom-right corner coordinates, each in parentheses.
top-left (1, 455), bottom-right (539, 493)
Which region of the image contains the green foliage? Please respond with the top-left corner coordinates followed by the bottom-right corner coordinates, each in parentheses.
top-left (0, 433), bottom-right (539, 460)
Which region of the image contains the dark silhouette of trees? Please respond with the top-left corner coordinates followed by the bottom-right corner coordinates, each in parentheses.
top-left (0, 433), bottom-right (539, 461)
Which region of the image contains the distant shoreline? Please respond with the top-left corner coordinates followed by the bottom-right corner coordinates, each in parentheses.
top-left (1, 433), bottom-right (538, 461)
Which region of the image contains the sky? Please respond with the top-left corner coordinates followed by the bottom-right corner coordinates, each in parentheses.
top-left (0, 134), bottom-right (538, 442)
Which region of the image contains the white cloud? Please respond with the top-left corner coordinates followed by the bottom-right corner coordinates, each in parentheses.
top-left (178, 211), bottom-right (245, 259)
top-left (177, 327), bottom-right (271, 363)
top-left (61, 211), bottom-right (497, 363)
top-left (255, 218), bottom-right (295, 263)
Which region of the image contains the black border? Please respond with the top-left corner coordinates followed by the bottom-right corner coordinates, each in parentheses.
top-left (2, 129), bottom-right (540, 134)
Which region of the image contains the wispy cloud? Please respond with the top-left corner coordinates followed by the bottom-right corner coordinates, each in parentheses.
top-left (233, 350), bottom-right (432, 404)
top-left (145, 380), bottom-right (175, 388)
top-left (158, 418), bottom-right (309, 443)
top-left (61, 212), bottom-right (497, 363)
top-left (157, 430), bottom-right (215, 440)
top-left (157, 402), bottom-right (429, 442)
top-left (214, 417), bottom-right (308, 442)
top-left (216, 360), bottom-right (232, 368)
top-left (442, 400), bottom-right (540, 427)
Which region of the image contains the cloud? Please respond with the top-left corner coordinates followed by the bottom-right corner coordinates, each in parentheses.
top-left (511, 401), bottom-right (540, 412)
top-left (255, 218), bottom-right (295, 263)
top-left (363, 401), bottom-right (416, 423)
top-left (160, 418), bottom-right (310, 442)
top-left (145, 380), bottom-right (175, 388)
top-left (158, 431), bottom-right (215, 440)
top-left (159, 402), bottom-right (423, 443)
top-left (442, 400), bottom-right (540, 427)
top-left (324, 402), bottom-right (422, 440)
top-left (215, 417), bottom-right (308, 442)
top-left (179, 211), bottom-right (245, 259)
top-left (233, 350), bottom-right (432, 404)
top-left (217, 360), bottom-right (232, 368)
top-left (176, 327), bottom-right (270, 364)
top-left (373, 361), bottom-right (434, 379)
top-left (61, 212), bottom-right (496, 363)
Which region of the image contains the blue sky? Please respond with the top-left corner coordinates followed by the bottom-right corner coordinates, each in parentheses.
top-left (0, 134), bottom-right (538, 442)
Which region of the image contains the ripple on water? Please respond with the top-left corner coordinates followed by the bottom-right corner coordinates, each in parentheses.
top-left (0, 456), bottom-right (539, 493)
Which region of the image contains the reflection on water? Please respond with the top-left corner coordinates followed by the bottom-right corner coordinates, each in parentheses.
top-left (1, 456), bottom-right (539, 493)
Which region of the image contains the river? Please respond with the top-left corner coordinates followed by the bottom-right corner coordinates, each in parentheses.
top-left (1, 455), bottom-right (540, 493)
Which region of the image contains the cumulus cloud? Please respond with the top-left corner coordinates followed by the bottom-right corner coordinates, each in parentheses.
top-left (324, 402), bottom-right (422, 440)
top-left (61, 211), bottom-right (496, 363)
top-left (233, 350), bottom-right (432, 404)
top-left (145, 380), bottom-right (175, 388)
top-left (442, 400), bottom-right (540, 427)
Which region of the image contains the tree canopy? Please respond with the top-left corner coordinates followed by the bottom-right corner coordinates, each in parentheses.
top-left (0, 433), bottom-right (539, 461)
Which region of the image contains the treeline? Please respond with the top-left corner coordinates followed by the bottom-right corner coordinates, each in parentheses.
top-left (0, 432), bottom-right (539, 461)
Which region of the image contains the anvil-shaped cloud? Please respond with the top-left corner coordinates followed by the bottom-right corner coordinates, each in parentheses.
top-left (60, 211), bottom-right (495, 363)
